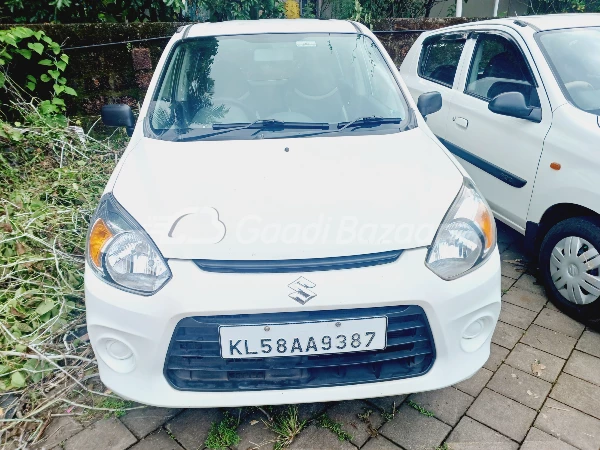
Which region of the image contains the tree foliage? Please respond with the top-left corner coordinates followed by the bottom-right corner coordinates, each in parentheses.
top-left (1, 0), bottom-right (186, 24)
top-left (0, 27), bottom-right (76, 121)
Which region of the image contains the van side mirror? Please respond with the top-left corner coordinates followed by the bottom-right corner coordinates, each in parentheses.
top-left (101, 104), bottom-right (136, 136)
top-left (417, 91), bottom-right (442, 118)
top-left (488, 92), bottom-right (542, 123)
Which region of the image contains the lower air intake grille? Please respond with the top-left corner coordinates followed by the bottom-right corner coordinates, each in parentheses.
top-left (164, 306), bottom-right (435, 392)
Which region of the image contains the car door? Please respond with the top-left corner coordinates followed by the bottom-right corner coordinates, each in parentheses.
top-left (440, 29), bottom-right (552, 231)
top-left (401, 32), bottom-right (470, 138)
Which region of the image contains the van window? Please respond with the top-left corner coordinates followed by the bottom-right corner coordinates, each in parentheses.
top-left (465, 34), bottom-right (540, 107)
top-left (419, 36), bottom-right (466, 87)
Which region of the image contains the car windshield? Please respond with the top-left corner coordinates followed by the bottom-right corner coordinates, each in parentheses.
top-left (537, 27), bottom-right (600, 115)
top-left (146, 33), bottom-right (409, 141)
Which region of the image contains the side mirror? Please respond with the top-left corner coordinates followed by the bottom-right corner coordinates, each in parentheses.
top-left (101, 104), bottom-right (136, 136)
top-left (417, 91), bottom-right (443, 118)
top-left (488, 92), bottom-right (541, 123)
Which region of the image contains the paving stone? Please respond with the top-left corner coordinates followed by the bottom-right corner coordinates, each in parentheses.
top-left (550, 372), bottom-right (600, 420)
top-left (288, 424), bottom-right (356, 450)
top-left (325, 400), bottom-right (383, 448)
top-left (361, 436), bottom-right (403, 449)
top-left (445, 416), bottom-right (518, 450)
top-left (165, 408), bottom-right (222, 450)
top-left (563, 350), bottom-right (600, 386)
top-left (575, 330), bottom-right (600, 358)
top-left (34, 416), bottom-right (83, 449)
top-left (408, 387), bottom-right (473, 426)
top-left (499, 302), bottom-right (537, 330)
top-left (501, 276), bottom-right (516, 292)
top-left (534, 308), bottom-right (585, 339)
top-left (233, 411), bottom-right (278, 450)
top-left (454, 367), bottom-right (493, 397)
top-left (501, 249), bottom-right (527, 280)
top-left (120, 407), bottom-right (182, 439)
top-left (492, 321), bottom-right (523, 350)
top-left (504, 343), bottom-right (565, 383)
top-left (514, 274), bottom-right (546, 296)
top-left (520, 325), bottom-right (576, 359)
top-left (486, 364), bottom-right (551, 410)
top-left (63, 418), bottom-right (137, 450)
top-left (379, 403), bottom-right (451, 450)
top-left (502, 287), bottom-right (547, 313)
top-left (484, 343), bottom-right (509, 372)
top-left (129, 429), bottom-right (185, 450)
top-left (535, 398), bottom-right (600, 450)
top-left (365, 394), bottom-right (407, 413)
top-left (521, 427), bottom-right (577, 450)
top-left (466, 388), bottom-right (536, 442)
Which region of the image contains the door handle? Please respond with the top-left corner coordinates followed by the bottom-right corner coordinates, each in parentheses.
top-left (453, 116), bottom-right (469, 129)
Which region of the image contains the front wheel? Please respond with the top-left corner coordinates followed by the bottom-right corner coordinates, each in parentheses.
top-left (539, 217), bottom-right (600, 330)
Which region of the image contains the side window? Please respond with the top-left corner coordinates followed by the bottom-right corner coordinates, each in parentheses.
top-left (419, 36), bottom-right (466, 87)
top-left (466, 34), bottom-right (540, 107)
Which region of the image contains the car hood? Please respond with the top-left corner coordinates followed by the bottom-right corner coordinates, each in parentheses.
top-left (112, 128), bottom-right (463, 260)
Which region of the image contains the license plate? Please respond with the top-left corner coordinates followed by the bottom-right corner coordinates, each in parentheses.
top-left (219, 317), bottom-right (387, 359)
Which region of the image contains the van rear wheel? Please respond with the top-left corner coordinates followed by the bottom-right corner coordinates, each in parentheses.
top-left (539, 217), bottom-right (600, 330)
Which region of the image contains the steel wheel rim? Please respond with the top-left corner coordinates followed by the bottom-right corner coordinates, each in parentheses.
top-left (550, 236), bottom-right (600, 305)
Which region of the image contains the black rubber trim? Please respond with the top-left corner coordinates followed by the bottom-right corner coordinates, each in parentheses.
top-left (525, 220), bottom-right (540, 256)
top-left (438, 136), bottom-right (527, 188)
top-left (194, 250), bottom-right (403, 273)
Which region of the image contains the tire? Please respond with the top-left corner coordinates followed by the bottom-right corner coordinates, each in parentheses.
top-left (539, 217), bottom-right (600, 330)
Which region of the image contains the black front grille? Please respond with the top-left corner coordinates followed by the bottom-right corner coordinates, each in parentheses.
top-left (164, 306), bottom-right (435, 392)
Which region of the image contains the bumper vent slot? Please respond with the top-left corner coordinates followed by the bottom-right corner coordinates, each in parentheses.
top-left (164, 306), bottom-right (435, 392)
top-left (193, 250), bottom-right (403, 273)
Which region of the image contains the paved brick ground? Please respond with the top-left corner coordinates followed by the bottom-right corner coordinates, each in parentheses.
top-left (36, 222), bottom-right (600, 450)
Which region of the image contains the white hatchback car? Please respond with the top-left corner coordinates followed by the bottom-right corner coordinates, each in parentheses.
top-left (401, 14), bottom-right (600, 329)
top-left (87, 19), bottom-right (500, 408)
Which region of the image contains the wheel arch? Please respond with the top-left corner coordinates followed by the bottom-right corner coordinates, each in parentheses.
top-left (528, 203), bottom-right (600, 259)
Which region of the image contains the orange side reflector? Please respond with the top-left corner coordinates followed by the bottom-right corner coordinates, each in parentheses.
top-left (550, 162), bottom-right (561, 170)
top-left (89, 218), bottom-right (113, 267)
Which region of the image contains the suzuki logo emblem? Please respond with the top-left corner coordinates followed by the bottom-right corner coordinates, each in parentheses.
top-left (288, 277), bottom-right (317, 304)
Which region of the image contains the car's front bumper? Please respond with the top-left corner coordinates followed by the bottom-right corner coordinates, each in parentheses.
top-left (85, 247), bottom-right (500, 408)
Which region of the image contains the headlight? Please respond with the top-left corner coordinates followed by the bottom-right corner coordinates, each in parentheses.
top-left (426, 178), bottom-right (496, 280)
top-left (86, 193), bottom-right (171, 295)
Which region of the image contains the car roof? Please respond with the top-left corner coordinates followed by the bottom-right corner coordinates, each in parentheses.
top-left (452, 13), bottom-right (600, 32)
top-left (184, 19), bottom-right (359, 38)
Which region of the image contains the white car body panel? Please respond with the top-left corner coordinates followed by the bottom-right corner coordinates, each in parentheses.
top-left (86, 246), bottom-right (500, 407)
top-left (112, 129), bottom-right (462, 260)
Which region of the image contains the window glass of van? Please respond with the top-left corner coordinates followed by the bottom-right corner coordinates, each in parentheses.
top-left (418, 35), bottom-right (466, 87)
top-left (465, 34), bottom-right (540, 107)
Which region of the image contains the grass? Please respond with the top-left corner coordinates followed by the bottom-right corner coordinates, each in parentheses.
top-left (381, 401), bottom-right (398, 422)
top-left (407, 400), bottom-right (435, 417)
top-left (264, 405), bottom-right (307, 450)
top-left (435, 443), bottom-right (450, 450)
top-left (0, 78), bottom-right (129, 447)
top-left (316, 413), bottom-right (352, 442)
top-left (98, 397), bottom-right (133, 418)
top-left (205, 412), bottom-right (241, 450)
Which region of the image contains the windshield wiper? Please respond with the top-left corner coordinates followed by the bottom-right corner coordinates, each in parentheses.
top-left (336, 116), bottom-right (402, 132)
top-left (177, 119), bottom-right (329, 141)
top-left (276, 116), bottom-right (403, 139)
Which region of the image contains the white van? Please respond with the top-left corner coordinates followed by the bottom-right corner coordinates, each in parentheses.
top-left (400, 14), bottom-right (600, 328)
top-left (86, 19), bottom-right (500, 408)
